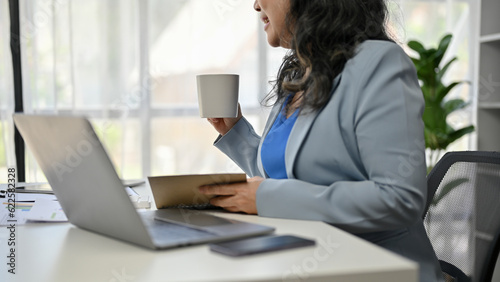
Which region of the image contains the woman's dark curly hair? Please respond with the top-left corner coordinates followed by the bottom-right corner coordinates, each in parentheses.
top-left (266, 0), bottom-right (393, 112)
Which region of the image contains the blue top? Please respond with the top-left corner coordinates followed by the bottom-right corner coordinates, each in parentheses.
top-left (261, 98), bottom-right (299, 179)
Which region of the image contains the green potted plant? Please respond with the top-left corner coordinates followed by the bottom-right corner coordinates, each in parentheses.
top-left (407, 34), bottom-right (475, 173)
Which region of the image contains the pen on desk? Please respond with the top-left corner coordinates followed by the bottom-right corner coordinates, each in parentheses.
top-left (15, 189), bottom-right (54, 194)
top-left (15, 183), bottom-right (54, 194)
top-left (2, 202), bottom-right (34, 206)
top-left (126, 187), bottom-right (139, 197)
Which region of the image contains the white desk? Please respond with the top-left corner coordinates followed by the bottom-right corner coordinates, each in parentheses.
top-left (0, 186), bottom-right (418, 282)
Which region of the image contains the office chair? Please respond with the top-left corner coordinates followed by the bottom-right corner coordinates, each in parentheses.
top-left (424, 151), bottom-right (500, 282)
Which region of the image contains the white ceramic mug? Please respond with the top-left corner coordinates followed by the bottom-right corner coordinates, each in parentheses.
top-left (196, 74), bottom-right (239, 118)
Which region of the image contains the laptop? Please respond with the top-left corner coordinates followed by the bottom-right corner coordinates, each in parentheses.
top-left (13, 114), bottom-right (274, 250)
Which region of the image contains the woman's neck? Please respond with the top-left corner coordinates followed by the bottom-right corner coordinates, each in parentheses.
top-left (286, 91), bottom-right (303, 118)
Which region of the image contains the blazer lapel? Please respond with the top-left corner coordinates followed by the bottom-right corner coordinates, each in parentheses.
top-left (284, 75), bottom-right (342, 178)
top-left (284, 111), bottom-right (316, 179)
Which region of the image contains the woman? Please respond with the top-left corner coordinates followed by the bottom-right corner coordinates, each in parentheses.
top-left (200, 0), bottom-right (444, 280)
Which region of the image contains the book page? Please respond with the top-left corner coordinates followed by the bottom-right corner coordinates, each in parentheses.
top-left (148, 173), bottom-right (247, 209)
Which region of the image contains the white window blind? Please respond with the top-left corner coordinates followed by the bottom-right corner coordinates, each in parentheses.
top-left (0, 0), bottom-right (473, 183)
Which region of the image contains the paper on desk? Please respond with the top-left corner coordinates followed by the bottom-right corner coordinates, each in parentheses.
top-left (25, 198), bottom-right (68, 222)
top-left (16, 193), bottom-right (57, 202)
top-left (0, 206), bottom-right (29, 225)
top-left (0, 197), bottom-right (34, 226)
top-left (1, 193), bottom-right (59, 225)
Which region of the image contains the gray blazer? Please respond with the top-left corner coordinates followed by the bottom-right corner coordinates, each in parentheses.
top-left (215, 40), bottom-right (443, 281)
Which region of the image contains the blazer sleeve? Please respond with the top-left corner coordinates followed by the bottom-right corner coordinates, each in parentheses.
top-left (256, 43), bottom-right (428, 234)
top-left (213, 117), bottom-right (264, 177)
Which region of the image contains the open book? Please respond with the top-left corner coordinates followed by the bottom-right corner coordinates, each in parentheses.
top-left (148, 173), bottom-right (247, 209)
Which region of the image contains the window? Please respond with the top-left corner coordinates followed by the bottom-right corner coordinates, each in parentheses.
top-left (0, 0), bottom-right (473, 183)
top-left (0, 0), bottom-right (15, 182)
top-left (7, 0), bottom-right (275, 182)
top-left (392, 0), bottom-right (474, 153)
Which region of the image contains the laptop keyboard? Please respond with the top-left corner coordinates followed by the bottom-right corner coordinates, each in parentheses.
top-left (139, 211), bottom-right (217, 246)
top-left (148, 218), bottom-right (215, 239)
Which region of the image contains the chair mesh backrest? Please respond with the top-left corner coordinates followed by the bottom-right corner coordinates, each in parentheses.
top-left (424, 151), bottom-right (500, 281)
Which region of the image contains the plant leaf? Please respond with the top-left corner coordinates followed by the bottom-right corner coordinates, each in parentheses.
top-left (443, 99), bottom-right (469, 115)
top-left (424, 128), bottom-right (440, 150)
top-left (446, 125), bottom-right (475, 145)
top-left (410, 57), bottom-right (420, 66)
top-left (437, 57), bottom-right (457, 82)
top-left (423, 101), bottom-right (447, 131)
top-left (408, 40), bottom-right (426, 55)
top-left (406, 33), bottom-right (475, 152)
top-left (432, 177), bottom-right (469, 206)
top-left (436, 81), bottom-right (465, 102)
top-left (434, 34), bottom-right (453, 66)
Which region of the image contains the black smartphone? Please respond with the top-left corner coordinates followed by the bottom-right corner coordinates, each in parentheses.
top-left (209, 235), bottom-right (315, 257)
